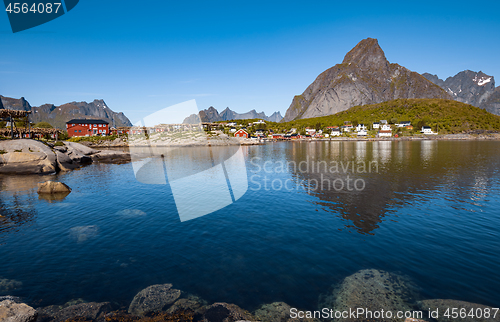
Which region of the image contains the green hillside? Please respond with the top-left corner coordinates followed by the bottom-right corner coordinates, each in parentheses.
top-left (277, 98), bottom-right (500, 134)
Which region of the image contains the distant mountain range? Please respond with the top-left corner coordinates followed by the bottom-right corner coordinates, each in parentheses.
top-left (422, 71), bottom-right (500, 115)
top-left (0, 96), bottom-right (132, 129)
top-left (283, 38), bottom-right (450, 122)
top-left (183, 106), bottom-right (283, 123)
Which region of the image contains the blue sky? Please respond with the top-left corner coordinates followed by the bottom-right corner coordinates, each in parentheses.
top-left (0, 0), bottom-right (499, 122)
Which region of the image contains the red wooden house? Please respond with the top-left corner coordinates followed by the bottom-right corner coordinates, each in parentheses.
top-left (66, 119), bottom-right (110, 137)
top-left (234, 129), bottom-right (249, 138)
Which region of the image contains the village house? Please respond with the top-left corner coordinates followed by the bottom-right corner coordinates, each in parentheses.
top-left (330, 126), bottom-right (341, 136)
top-left (378, 124), bottom-right (392, 137)
top-left (253, 120), bottom-right (266, 124)
top-left (342, 121), bottom-right (353, 132)
top-left (234, 129), bottom-right (249, 138)
top-left (373, 122), bottom-right (380, 129)
top-left (230, 127), bottom-right (237, 133)
top-left (66, 119), bottom-right (109, 137)
top-left (305, 128), bottom-right (316, 135)
top-left (421, 126), bottom-right (437, 134)
top-left (397, 121), bottom-right (411, 128)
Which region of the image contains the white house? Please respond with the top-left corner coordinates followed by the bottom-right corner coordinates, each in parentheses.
top-left (378, 124), bottom-right (392, 137)
top-left (305, 128), bottom-right (316, 135)
top-left (230, 128), bottom-right (237, 133)
top-left (253, 120), bottom-right (266, 124)
top-left (357, 129), bottom-right (368, 136)
top-left (331, 129), bottom-right (341, 136)
top-left (356, 124), bottom-right (367, 131)
top-left (421, 126), bottom-right (437, 134)
top-left (378, 130), bottom-right (392, 137)
top-left (373, 122), bottom-right (380, 129)
top-left (380, 120), bottom-right (388, 124)
top-left (227, 122), bottom-right (237, 127)
top-left (397, 121), bottom-right (411, 128)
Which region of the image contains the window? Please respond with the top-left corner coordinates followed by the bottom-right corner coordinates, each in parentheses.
top-left (79, 130), bottom-right (81, 132)
top-left (94, 124), bottom-right (97, 127)
top-left (72, 124), bottom-right (75, 127)
top-left (99, 124), bottom-right (102, 127)
top-left (74, 130), bottom-right (77, 132)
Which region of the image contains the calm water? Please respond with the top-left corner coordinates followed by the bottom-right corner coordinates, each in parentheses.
top-left (0, 141), bottom-right (499, 310)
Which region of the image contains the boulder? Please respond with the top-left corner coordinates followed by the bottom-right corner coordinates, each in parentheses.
top-left (55, 151), bottom-right (79, 171)
top-left (128, 284), bottom-right (182, 316)
top-left (200, 303), bottom-right (255, 322)
top-left (90, 150), bottom-right (131, 163)
top-left (37, 181), bottom-right (71, 194)
top-left (418, 299), bottom-right (500, 322)
top-left (318, 269), bottom-right (420, 322)
top-left (254, 302), bottom-right (291, 322)
top-left (0, 139), bottom-right (57, 174)
top-left (36, 302), bottom-right (112, 322)
top-left (166, 295), bottom-right (207, 315)
top-left (0, 299), bottom-right (37, 322)
top-left (63, 142), bottom-right (98, 156)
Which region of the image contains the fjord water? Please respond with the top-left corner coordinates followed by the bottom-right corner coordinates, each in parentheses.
top-left (0, 141), bottom-right (499, 310)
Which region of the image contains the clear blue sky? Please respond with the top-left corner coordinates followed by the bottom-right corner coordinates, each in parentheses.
top-left (0, 0), bottom-right (499, 123)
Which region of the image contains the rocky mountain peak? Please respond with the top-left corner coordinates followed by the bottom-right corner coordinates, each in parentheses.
top-left (423, 70), bottom-right (495, 108)
top-left (342, 38), bottom-right (388, 70)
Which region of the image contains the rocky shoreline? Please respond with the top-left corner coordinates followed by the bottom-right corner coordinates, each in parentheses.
top-left (1, 269), bottom-right (498, 322)
top-left (0, 139), bottom-right (131, 175)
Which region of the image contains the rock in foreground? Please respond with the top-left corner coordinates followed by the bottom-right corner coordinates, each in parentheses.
top-left (201, 302), bottom-right (255, 322)
top-left (37, 181), bottom-right (71, 194)
top-left (36, 301), bottom-right (112, 322)
top-left (0, 299), bottom-right (37, 322)
top-left (128, 284), bottom-right (181, 316)
top-left (319, 269), bottom-right (420, 322)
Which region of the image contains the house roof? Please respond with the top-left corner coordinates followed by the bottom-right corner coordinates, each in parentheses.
top-left (67, 119), bottom-right (109, 124)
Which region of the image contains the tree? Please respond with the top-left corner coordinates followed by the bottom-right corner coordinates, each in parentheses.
top-left (35, 122), bottom-right (54, 128)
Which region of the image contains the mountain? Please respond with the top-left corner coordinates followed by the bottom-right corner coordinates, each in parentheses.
top-left (0, 96), bottom-right (132, 129)
top-left (422, 70), bottom-right (500, 116)
top-left (280, 98), bottom-right (500, 134)
top-left (183, 107), bottom-right (283, 123)
top-left (282, 38), bottom-right (450, 122)
top-left (422, 70), bottom-right (495, 107)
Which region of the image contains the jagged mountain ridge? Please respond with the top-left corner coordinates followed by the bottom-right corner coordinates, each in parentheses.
top-left (283, 38), bottom-right (450, 122)
top-left (0, 96), bottom-right (132, 129)
top-left (422, 71), bottom-right (500, 115)
top-left (183, 106), bottom-right (283, 123)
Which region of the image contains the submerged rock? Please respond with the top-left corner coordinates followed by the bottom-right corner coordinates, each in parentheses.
top-left (69, 225), bottom-right (99, 243)
top-left (36, 301), bottom-right (112, 322)
top-left (128, 283), bottom-right (182, 316)
top-left (116, 209), bottom-right (146, 218)
top-left (254, 302), bottom-right (291, 322)
top-left (0, 278), bottom-right (22, 294)
top-left (37, 181), bottom-right (71, 194)
top-left (418, 299), bottom-right (500, 322)
top-left (318, 269), bottom-right (420, 322)
top-left (0, 299), bottom-right (37, 322)
top-left (201, 303), bottom-right (255, 322)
